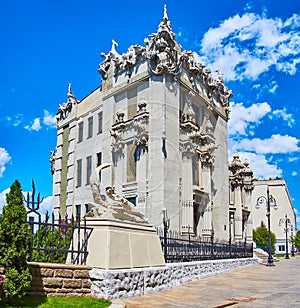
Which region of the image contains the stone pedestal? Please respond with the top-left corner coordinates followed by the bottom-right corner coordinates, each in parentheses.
top-left (76, 218), bottom-right (165, 269)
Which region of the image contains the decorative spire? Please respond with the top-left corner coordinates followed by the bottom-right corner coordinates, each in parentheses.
top-left (67, 83), bottom-right (77, 104)
top-left (163, 4), bottom-right (168, 20)
top-left (67, 83), bottom-right (72, 96)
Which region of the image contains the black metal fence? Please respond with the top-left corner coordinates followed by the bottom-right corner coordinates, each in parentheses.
top-left (27, 212), bottom-right (92, 265)
top-left (25, 181), bottom-right (92, 265)
top-left (157, 228), bottom-right (253, 263)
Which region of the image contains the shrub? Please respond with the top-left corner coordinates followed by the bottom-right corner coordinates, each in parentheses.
top-left (31, 219), bottom-right (72, 263)
top-left (0, 180), bottom-right (32, 299)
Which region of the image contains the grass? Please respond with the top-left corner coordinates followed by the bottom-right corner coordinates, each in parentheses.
top-left (0, 296), bottom-right (112, 307)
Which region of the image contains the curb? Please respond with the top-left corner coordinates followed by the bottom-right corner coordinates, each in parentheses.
top-left (110, 299), bottom-right (126, 308)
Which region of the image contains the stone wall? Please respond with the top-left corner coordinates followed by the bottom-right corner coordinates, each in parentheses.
top-left (28, 262), bottom-right (92, 297)
top-left (90, 257), bottom-right (258, 300)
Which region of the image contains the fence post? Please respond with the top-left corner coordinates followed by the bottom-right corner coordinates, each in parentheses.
top-left (210, 228), bottom-right (215, 258)
top-left (162, 209), bottom-right (170, 262)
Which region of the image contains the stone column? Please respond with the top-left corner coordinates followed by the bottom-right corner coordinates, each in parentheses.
top-left (201, 162), bottom-right (212, 237)
top-left (244, 189), bottom-right (253, 241)
top-left (136, 146), bottom-right (148, 216)
top-left (181, 152), bottom-right (194, 235)
top-left (233, 184), bottom-right (243, 240)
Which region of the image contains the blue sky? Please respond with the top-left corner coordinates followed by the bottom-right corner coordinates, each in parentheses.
top-left (0, 1), bottom-right (299, 226)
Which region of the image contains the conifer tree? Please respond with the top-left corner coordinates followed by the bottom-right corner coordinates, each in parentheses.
top-left (253, 221), bottom-right (276, 254)
top-left (0, 180), bottom-right (32, 299)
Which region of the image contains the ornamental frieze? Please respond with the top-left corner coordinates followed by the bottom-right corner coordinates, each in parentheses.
top-left (111, 104), bottom-right (149, 153)
top-left (97, 5), bottom-right (233, 114)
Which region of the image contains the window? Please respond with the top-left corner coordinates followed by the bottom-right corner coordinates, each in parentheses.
top-left (279, 245), bottom-right (285, 252)
top-left (97, 152), bottom-right (102, 167)
top-left (88, 116), bottom-right (93, 138)
top-left (96, 152), bottom-right (102, 182)
top-left (98, 111), bottom-right (103, 134)
top-left (86, 156), bottom-right (92, 185)
top-left (78, 122), bottom-right (83, 143)
top-left (76, 159), bottom-right (82, 187)
top-left (85, 204), bottom-right (91, 215)
top-left (76, 204), bottom-right (81, 222)
top-left (192, 159), bottom-right (199, 186)
top-left (127, 197), bottom-right (136, 206)
top-left (127, 143), bottom-right (136, 182)
top-left (127, 89), bottom-right (137, 119)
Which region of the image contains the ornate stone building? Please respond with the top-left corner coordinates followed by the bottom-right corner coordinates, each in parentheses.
top-left (228, 153), bottom-right (255, 242)
top-left (52, 7), bottom-right (234, 240)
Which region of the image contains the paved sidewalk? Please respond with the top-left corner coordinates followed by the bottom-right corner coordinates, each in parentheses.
top-left (120, 256), bottom-right (300, 307)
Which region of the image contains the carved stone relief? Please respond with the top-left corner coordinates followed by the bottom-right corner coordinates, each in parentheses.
top-left (111, 101), bottom-right (149, 154)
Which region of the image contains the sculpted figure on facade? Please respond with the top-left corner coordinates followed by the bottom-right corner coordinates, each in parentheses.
top-left (49, 149), bottom-right (56, 175)
top-left (56, 83), bottom-right (77, 121)
top-left (145, 5), bottom-right (180, 76)
top-left (181, 50), bottom-right (203, 76)
top-left (137, 98), bottom-right (147, 113)
top-left (121, 44), bottom-right (146, 71)
top-left (86, 163), bottom-right (147, 223)
top-left (182, 92), bottom-right (196, 124)
top-left (98, 51), bottom-right (113, 79)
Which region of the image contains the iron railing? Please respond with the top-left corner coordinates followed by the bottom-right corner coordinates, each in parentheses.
top-left (25, 181), bottom-right (92, 265)
top-left (27, 212), bottom-right (92, 265)
top-left (157, 228), bottom-right (253, 263)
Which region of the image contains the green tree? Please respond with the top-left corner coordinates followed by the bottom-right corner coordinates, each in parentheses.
top-left (31, 221), bottom-right (72, 263)
top-left (253, 221), bottom-right (276, 254)
top-left (0, 180), bottom-right (32, 300)
top-left (291, 230), bottom-right (300, 250)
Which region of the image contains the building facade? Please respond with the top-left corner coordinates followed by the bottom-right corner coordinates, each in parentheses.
top-left (52, 8), bottom-right (234, 240)
top-left (252, 179), bottom-right (296, 255)
top-left (228, 153), bottom-right (255, 242)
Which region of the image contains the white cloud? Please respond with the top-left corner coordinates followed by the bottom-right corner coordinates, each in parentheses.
top-left (43, 110), bottom-right (57, 129)
top-left (0, 188), bottom-right (9, 213)
top-left (228, 101), bottom-right (271, 136)
top-left (199, 12), bottom-right (300, 81)
top-left (229, 151), bottom-right (282, 179)
top-left (0, 147), bottom-right (11, 177)
top-left (25, 118), bottom-right (41, 132)
top-left (40, 195), bottom-right (53, 215)
top-left (231, 134), bottom-right (300, 155)
top-left (6, 114), bottom-right (23, 127)
top-left (288, 157), bottom-right (299, 162)
top-left (270, 108), bottom-right (295, 127)
top-left (292, 171), bottom-right (297, 176)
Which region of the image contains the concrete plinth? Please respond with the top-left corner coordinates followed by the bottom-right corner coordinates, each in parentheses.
top-left (81, 219), bottom-right (165, 269)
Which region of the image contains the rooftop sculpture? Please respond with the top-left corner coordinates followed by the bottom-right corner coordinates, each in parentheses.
top-left (97, 5), bottom-right (232, 109)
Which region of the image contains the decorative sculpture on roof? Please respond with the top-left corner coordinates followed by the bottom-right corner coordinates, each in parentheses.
top-left (96, 5), bottom-right (233, 117)
top-left (57, 83), bottom-right (77, 121)
top-left (229, 153), bottom-right (255, 191)
top-left (86, 163), bottom-right (147, 223)
top-left (145, 4), bottom-right (180, 76)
